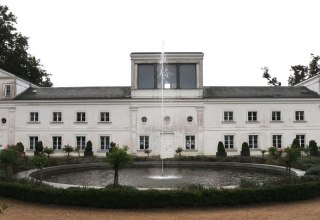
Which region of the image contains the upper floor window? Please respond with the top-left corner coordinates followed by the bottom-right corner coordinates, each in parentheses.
top-left (295, 111), bottom-right (304, 121)
top-left (100, 112), bottom-right (110, 122)
top-left (140, 136), bottom-right (149, 150)
top-left (185, 135), bottom-right (195, 150)
top-left (224, 111), bottom-right (233, 121)
top-left (29, 136), bottom-right (38, 150)
top-left (52, 136), bottom-right (62, 150)
top-left (248, 135), bottom-right (258, 149)
top-left (272, 111), bottom-right (281, 121)
top-left (272, 135), bottom-right (282, 148)
top-left (4, 85), bottom-right (11, 97)
top-left (137, 63), bottom-right (196, 89)
top-left (30, 112), bottom-right (39, 122)
top-left (248, 111), bottom-right (257, 122)
top-left (53, 112), bottom-right (62, 122)
top-left (224, 135), bottom-right (234, 149)
top-left (76, 112), bottom-right (86, 122)
top-left (100, 136), bottom-right (110, 150)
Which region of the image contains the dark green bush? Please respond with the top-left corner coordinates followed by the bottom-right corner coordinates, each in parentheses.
top-left (217, 142), bottom-right (225, 153)
top-left (35, 141), bottom-right (43, 152)
top-left (0, 180), bottom-right (319, 208)
top-left (85, 141), bottom-right (92, 152)
top-left (241, 142), bottom-right (249, 152)
top-left (306, 166), bottom-right (320, 176)
top-left (309, 140), bottom-right (318, 152)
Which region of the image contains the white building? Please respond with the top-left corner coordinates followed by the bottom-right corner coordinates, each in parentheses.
top-left (1, 52), bottom-right (320, 157)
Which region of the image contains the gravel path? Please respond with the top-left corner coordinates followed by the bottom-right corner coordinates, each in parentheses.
top-left (1, 196), bottom-right (320, 220)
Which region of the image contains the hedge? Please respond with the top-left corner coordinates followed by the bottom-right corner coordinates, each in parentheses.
top-left (1, 180), bottom-right (320, 208)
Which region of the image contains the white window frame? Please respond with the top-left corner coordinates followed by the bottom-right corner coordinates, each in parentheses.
top-left (4, 84), bottom-right (12, 97)
top-left (247, 111), bottom-right (258, 122)
top-left (76, 112), bottom-right (86, 122)
top-left (223, 111), bottom-right (234, 122)
top-left (100, 112), bottom-right (110, 122)
top-left (248, 135), bottom-right (258, 149)
top-left (52, 112), bottom-right (62, 122)
top-left (296, 134), bottom-right (306, 147)
top-left (272, 134), bottom-right (282, 148)
top-left (271, 111), bottom-right (281, 121)
top-left (139, 136), bottom-right (149, 150)
top-left (295, 111), bottom-right (305, 121)
top-left (185, 135), bottom-right (195, 150)
top-left (30, 112), bottom-right (39, 122)
top-left (100, 136), bottom-right (110, 150)
top-left (52, 136), bottom-right (62, 150)
top-left (224, 135), bottom-right (234, 149)
top-left (76, 136), bottom-right (86, 150)
top-left (29, 136), bottom-right (38, 150)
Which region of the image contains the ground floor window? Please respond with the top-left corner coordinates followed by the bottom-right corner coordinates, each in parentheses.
top-left (296, 135), bottom-right (305, 147)
top-left (29, 136), bottom-right (38, 150)
top-left (248, 135), bottom-right (258, 149)
top-left (140, 136), bottom-right (149, 150)
top-left (76, 136), bottom-right (86, 150)
top-left (100, 136), bottom-right (110, 150)
top-left (185, 135), bottom-right (195, 150)
top-left (272, 135), bottom-right (282, 148)
top-left (224, 135), bottom-right (234, 149)
top-left (52, 136), bottom-right (62, 150)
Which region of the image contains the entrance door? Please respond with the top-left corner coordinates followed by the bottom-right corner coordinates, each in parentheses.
top-left (160, 133), bottom-right (174, 159)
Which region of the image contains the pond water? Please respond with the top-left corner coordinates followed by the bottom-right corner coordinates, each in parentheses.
top-left (42, 167), bottom-right (283, 188)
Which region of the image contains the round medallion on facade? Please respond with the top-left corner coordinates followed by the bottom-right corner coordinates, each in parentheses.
top-left (1, 118), bottom-right (6, 124)
top-left (141, 116), bottom-right (147, 123)
top-left (164, 116), bottom-right (170, 123)
top-left (187, 116), bottom-right (193, 122)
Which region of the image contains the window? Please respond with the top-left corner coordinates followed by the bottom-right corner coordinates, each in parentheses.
top-left (29, 136), bottom-right (38, 150)
top-left (224, 111), bottom-right (233, 121)
top-left (30, 112), bottom-right (39, 122)
top-left (76, 136), bottom-right (86, 150)
top-left (52, 136), bottom-right (62, 150)
top-left (272, 111), bottom-right (281, 121)
top-left (295, 111), bottom-right (304, 121)
top-left (140, 136), bottom-right (149, 150)
top-left (272, 135), bottom-right (282, 148)
top-left (100, 136), bottom-right (110, 150)
top-left (76, 112), bottom-right (86, 122)
top-left (53, 112), bottom-right (62, 122)
top-left (249, 135), bottom-right (258, 149)
top-left (296, 135), bottom-right (305, 147)
top-left (248, 111), bottom-right (257, 121)
top-left (4, 85), bottom-right (11, 97)
top-left (100, 112), bottom-right (110, 122)
top-left (137, 63), bottom-right (197, 89)
top-left (224, 135), bottom-right (234, 149)
top-left (185, 135), bottom-right (195, 150)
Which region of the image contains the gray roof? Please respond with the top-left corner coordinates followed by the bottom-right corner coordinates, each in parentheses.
top-left (15, 87), bottom-right (131, 100)
top-left (203, 86), bottom-right (320, 99)
top-left (13, 86), bottom-right (320, 100)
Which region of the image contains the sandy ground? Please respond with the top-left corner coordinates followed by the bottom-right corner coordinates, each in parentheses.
top-left (1, 196), bottom-right (320, 220)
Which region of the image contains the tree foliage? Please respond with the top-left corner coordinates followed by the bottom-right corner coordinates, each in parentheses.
top-left (288, 54), bottom-right (320, 86)
top-left (0, 148), bottom-right (18, 181)
top-left (107, 147), bottom-right (132, 187)
top-left (0, 5), bottom-right (52, 86)
top-left (261, 67), bottom-right (282, 86)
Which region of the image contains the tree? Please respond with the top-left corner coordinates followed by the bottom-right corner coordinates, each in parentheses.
top-left (107, 147), bottom-right (132, 187)
top-left (0, 5), bottom-right (52, 86)
top-left (261, 67), bottom-right (281, 86)
top-left (63, 145), bottom-right (73, 160)
top-left (31, 153), bottom-right (48, 183)
top-left (283, 147), bottom-right (300, 181)
top-left (0, 148), bottom-right (18, 181)
top-left (43, 147), bottom-right (54, 159)
top-left (288, 54), bottom-right (320, 86)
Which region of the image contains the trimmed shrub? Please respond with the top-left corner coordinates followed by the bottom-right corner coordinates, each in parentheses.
top-left (306, 166), bottom-right (320, 176)
top-left (85, 141), bottom-right (92, 152)
top-left (35, 141), bottom-right (43, 152)
top-left (15, 142), bottom-right (24, 153)
top-left (309, 140), bottom-right (318, 152)
top-left (241, 142), bottom-right (249, 152)
top-left (217, 142), bottom-right (225, 153)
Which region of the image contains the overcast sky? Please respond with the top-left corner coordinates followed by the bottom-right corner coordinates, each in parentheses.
top-left (2, 0), bottom-right (320, 87)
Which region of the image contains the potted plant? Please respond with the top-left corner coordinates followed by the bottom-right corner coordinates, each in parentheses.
top-left (144, 148), bottom-right (151, 159)
top-left (34, 141), bottom-right (43, 156)
top-left (309, 140), bottom-right (319, 157)
top-left (84, 140), bottom-right (93, 157)
top-left (261, 150), bottom-right (266, 158)
top-left (241, 142), bottom-right (250, 157)
top-left (63, 145), bottom-right (73, 160)
top-left (175, 147), bottom-right (183, 158)
top-left (216, 141), bottom-right (227, 157)
top-left (43, 146), bottom-right (54, 159)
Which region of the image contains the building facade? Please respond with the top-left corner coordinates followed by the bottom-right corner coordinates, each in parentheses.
top-left (1, 52), bottom-right (320, 157)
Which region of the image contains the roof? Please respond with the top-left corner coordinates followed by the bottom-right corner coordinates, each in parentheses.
top-left (15, 86), bottom-right (131, 100)
top-left (203, 86), bottom-right (320, 99)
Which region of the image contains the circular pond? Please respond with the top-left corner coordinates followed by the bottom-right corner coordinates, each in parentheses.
top-left (42, 166), bottom-right (283, 188)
